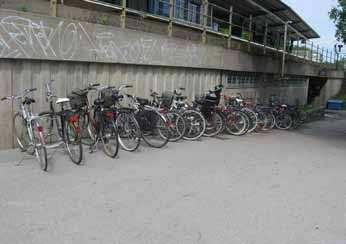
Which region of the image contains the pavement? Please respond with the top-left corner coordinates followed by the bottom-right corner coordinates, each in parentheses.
top-left (1, 112), bottom-right (346, 244)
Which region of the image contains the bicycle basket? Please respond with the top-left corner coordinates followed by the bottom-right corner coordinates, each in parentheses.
top-left (100, 88), bottom-right (117, 108)
top-left (68, 92), bottom-right (88, 110)
top-left (161, 91), bottom-right (174, 108)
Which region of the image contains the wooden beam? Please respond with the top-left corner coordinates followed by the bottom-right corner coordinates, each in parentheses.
top-left (50, 0), bottom-right (57, 17)
top-left (227, 6), bottom-right (233, 49)
top-left (168, 0), bottom-right (174, 37)
top-left (202, 0), bottom-right (209, 44)
top-left (120, 0), bottom-right (126, 29)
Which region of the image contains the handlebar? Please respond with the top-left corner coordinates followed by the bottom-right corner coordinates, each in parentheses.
top-left (118, 84), bottom-right (133, 92)
top-left (1, 87), bottom-right (37, 102)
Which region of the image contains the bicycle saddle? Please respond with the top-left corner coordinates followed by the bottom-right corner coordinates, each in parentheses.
top-left (136, 97), bottom-right (149, 106)
top-left (94, 98), bottom-right (105, 106)
top-left (23, 97), bottom-right (35, 105)
top-left (56, 98), bottom-right (70, 105)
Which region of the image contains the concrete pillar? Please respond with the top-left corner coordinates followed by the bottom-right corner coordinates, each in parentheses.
top-left (202, 0), bottom-right (208, 44)
top-left (50, 0), bottom-right (57, 17)
top-left (227, 6), bottom-right (233, 49)
top-left (121, 0), bottom-right (127, 29)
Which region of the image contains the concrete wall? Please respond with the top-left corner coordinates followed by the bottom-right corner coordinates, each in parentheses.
top-left (0, 8), bottom-right (343, 79)
top-left (312, 78), bottom-right (344, 107)
top-left (0, 59), bottom-right (221, 149)
top-left (0, 8), bottom-right (343, 150)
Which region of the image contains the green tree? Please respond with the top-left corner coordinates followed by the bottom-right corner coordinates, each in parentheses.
top-left (329, 0), bottom-right (346, 43)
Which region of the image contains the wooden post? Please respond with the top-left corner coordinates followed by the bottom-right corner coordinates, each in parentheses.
top-left (202, 0), bottom-right (208, 44)
top-left (248, 14), bottom-right (253, 52)
top-left (263, 22), bottom-right (268, 54)
top-left (50, 0), bottom-right (57, 17)
top-left (168, 0), bottom-right (174, 37)
top-left (281, 22), bottom-right (288, 78)
top-left (227, 6), bottom-right (233, 49)
top-left (120, 0), bottom-right (127, 29)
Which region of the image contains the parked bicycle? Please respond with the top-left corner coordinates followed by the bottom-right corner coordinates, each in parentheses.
top-left (2, 88), bottom-right (48, 171)
top-left (40, 80), bottom-right (83, 166)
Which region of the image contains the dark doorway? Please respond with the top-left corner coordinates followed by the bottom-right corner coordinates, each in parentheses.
top-left (307, 77), bottom-right (327, 104)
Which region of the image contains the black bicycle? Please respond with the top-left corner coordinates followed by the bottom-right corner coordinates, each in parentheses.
top-left (89, 86), bottom-right (120, 158)
top-left (40, 80), bottom-right (83, 166)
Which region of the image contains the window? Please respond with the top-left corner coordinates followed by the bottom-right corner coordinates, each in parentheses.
top-left (148, 0), bottom-right (169, 17)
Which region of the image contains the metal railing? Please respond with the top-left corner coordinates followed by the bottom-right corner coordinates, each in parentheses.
top-left (85, 0), bottom-right (341, 68)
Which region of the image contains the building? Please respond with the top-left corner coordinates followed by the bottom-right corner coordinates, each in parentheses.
top-left (0, 0), bottom-right (344, 148)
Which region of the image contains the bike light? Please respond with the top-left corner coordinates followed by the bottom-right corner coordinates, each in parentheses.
top-left (37, 125), bottom-right (44, 132)
top-left (74, 126), bottom-right (81, 134)
top-left (69, 115), bottom-right (80, 123)
top-left (105, 111), bottom-right (114, 118)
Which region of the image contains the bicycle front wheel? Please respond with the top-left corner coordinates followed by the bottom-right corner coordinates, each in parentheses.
top-left (203, 111), bottom-right (224, 137)
top-left (164, 112), bottom-right (186, 142)
top-left (139, 110), bottom-right (169, 148)
top-left (13, 112), bottom-right (33, 154)
top-left (182, 110), bottom-right (206, 141)
top-left (116, 111), bottom-right (141, 152)
top-left (65, 121), bottom-right (83, 165)
top-left (32, 121), bottom-right (48, 171)
top-left (101, 121), bottom-right (119, 158)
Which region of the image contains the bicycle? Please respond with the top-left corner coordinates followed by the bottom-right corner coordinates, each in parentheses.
top-left (89, 86), bottom-right (120, 158)
top-left (149, 90), bottom-right (186, 142)
top-left (39, 80), bottom-right (83, 165)
top-left (1, 88), bottom-right (48, 171)
top-left (114, 84), bottom-right (141, 152)
top-left (194, 85), bottom-right (225, 137)
top-left (171, 88), bottom-right (206, 141)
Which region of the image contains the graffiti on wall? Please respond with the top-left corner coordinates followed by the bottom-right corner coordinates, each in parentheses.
top-left (0, 13), bottom-right (207, 66)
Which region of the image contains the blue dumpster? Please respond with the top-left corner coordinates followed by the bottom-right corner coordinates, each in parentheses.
top-left (327, 100), bottom-right (344, 110)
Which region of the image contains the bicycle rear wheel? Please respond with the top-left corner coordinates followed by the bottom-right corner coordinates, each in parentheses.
top-left (182, 110), bottom-right (206, 141)
top-left (116, 111), bottom-right (141, 152)
top-left (32, 121), bottom-right (48, 171)
top-left (101, 121), bottom-right (119, 158)
top-left (164, 112), bottom-right (186, 142)
top-left (275, 112), bottom-right (293, 130)
top-left (13, 112), bottom-right (33, 154)
top-left (203, 111), bottom-right (224, 137)
top-left (65, 120), bottom-right (83, 165)
top-left (139, 110), bottom-right (169, 148)
top-left (225, 111), bottom-right (248, 136)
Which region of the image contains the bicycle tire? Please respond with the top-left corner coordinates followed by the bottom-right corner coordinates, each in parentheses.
top-left (139, 110), bottom-right (169, 148)
top-left (13, 112), bottom-right (32, 153)
top-left (203, 111), bottom-right (224, 137)
top-left (116, 110), bottom-right (141, 152)
top-left (164, 112), bottom-right (186, 142)
top-left (225, 111), bottom-right (248, 136)
top-left (275, 113), bottom-right (293, 130)
top-left (101, 121), bottom-right (119, 158)
top-left (65, 122), bottom-right (83, 165)
top-left (182, 110), bottom-right (206, 141)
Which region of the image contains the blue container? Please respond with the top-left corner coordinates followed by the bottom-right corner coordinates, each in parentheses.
top-left (327, 100), bottom-right (344, 110)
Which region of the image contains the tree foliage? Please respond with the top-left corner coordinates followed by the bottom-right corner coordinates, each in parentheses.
top-left (329, 0), bottom-right (346, 43)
